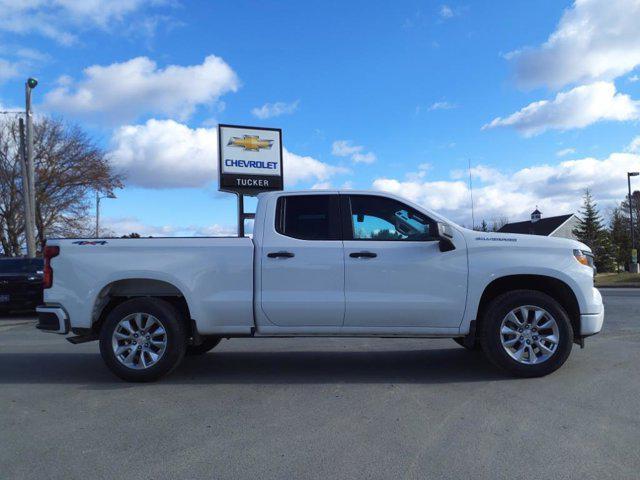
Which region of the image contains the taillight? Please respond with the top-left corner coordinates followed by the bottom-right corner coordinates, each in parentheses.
top-left (43, 245), bottom-right (59, 289)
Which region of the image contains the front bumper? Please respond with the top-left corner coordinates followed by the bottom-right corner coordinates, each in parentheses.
top-left (580, 310), bottom-right (604, 336)
top-left (36, 305), bottom-right (69, 334)
top-left (580, 288), bottom-right (604, 337)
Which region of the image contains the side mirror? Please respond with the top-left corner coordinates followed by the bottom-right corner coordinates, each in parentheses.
top-left (437, 222), bottom-right (455, 252)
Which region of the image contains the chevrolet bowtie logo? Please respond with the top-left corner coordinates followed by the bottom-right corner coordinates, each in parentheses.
top-left (227, 135), bottom-right (274, 151)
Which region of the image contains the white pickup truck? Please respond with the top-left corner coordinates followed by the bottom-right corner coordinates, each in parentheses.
top-left (36, 190), bottom-right (604, 382)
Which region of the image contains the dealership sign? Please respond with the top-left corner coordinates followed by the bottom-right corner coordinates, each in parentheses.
top-left (218, 124), bottom-right (283, 194)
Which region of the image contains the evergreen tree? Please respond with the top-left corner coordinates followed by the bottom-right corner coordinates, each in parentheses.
top-left (573, 190), bottom-right (604, 249)
top-left (573, 189), bottom-right (614, 272)
top-left (609, 207), bottom-right (631, 271)
top-left (596, 231), bottom-right (617, 273)
top-left (620, 190), bottom-right (640, 243)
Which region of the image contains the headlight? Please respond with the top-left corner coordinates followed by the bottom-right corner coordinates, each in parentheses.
top-left (573, 249), bottom-right (594, 269)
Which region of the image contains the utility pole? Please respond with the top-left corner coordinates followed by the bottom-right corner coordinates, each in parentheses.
top-left (95, 191), bottom-right (116, 238)
top-left (18, 118), bottom-right (36, 257)
top-left (628, 172), bottom-right (639, 273)
top-left (96, 192), bottom-right (101, 238)
top-left (25, 78), bottom-right (38, 257)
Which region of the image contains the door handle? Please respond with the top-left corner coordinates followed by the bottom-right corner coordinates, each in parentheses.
top-left (349, 251), bottom-right (377, 258)
top-left (267, 251), bottom-right (295, 258)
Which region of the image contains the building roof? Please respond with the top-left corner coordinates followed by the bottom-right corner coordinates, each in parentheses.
top-left (498, 214), bottom-right (575, 236)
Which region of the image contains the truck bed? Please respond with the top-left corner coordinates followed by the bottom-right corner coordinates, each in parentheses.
top-left (45, 237), bottom-right (255, 335)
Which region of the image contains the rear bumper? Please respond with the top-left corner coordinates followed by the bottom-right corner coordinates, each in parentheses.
top-left (36, 305), bottom-right (69, 334)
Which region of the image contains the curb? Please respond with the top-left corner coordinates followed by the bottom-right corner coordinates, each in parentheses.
top-left (596, 285), bottom-right (640, 289)
top-left (0, 319), bottom-right (37, 328)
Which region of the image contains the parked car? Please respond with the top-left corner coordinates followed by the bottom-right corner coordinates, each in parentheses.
top-left (36, 190), bottom-right (604, 382)
top-left (0, 257), bottom-right (43, 313)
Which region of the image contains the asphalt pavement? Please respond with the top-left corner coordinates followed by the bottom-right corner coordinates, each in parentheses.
top-left (0, 289), bottom-right (638, 479)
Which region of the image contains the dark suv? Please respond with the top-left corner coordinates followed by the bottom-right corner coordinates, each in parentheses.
top-left (0, 257), bottom-right (43, 314)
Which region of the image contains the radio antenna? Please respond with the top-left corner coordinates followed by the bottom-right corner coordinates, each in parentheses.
top-left (468, 158), bottom-right (476, 229)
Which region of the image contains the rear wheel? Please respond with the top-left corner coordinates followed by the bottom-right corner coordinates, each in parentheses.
top-left (186, 337), bottom-right (222, 356)
top-left (480, 290), bottom-right (573, 377)
top-left (99, 297), bottom-right (187, 382)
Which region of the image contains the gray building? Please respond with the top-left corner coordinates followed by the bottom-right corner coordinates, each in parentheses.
top-left (498, 208), bottom-right (579, 240)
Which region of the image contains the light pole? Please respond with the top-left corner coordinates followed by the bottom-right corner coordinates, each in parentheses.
top-left (629, 172), bottom-right (639, 273)
top-left (1, 111), bottom-right (33, 257)
top-left (95, 191), bottom-right (116, 238)
top-left (25, 77), bottom-right (38, 257)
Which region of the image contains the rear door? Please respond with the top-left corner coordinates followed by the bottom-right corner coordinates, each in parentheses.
top-left (259, 194), bottom-right (345, 327)
top-left (341, 194), bottom-right (467, 329)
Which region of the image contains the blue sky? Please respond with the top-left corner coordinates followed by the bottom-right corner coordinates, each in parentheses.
top-left (1, 0), bottom-right (640, 235)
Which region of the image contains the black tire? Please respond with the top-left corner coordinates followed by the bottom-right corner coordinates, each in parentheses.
top-left (99, 297), bottom-right (187, 382)
top-left (480, 290), bottom-right (573, 378)
top-left (186, 337), bottom-right (222, 356)
top-left (453, 337), bottom-right (482, 351)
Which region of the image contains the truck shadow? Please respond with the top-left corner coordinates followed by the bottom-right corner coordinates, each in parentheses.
top-left (0, 348), bottom-right (508, 385)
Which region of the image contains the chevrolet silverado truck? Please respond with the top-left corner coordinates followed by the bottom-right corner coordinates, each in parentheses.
top-left (36, 190), bottom-right (604, 382)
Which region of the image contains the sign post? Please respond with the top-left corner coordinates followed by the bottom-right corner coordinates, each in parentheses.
top-left (218, 124), bottom-right (283, 236)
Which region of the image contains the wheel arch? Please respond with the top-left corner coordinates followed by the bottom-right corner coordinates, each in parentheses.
top-left (90, 278), bottom-right (193, 336)
top-left (475, 274), bottom-right (580, 338)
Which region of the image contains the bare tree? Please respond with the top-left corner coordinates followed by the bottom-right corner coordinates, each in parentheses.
top-left (491, 216), bottom-right (510, 232)
top-left (0, 117), bottom-right (122, 256)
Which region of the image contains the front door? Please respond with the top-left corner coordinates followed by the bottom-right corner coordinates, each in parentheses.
top-left (341, 194), bottom-right (467, 329)
top-left (260, 194), bottom-right (345, 327)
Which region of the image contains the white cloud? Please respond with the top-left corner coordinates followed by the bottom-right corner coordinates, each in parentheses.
top-left (109, 119), bottom-right (347, 189)
top-left (351, 152), bottom-right (377, 164)
top-left (102, 216), bottom-right (236, 238)
top-left (44, 55), bottom-right (239, 123)
top-left (332, 140), bottom-right (361, 157)
top-left (629, 75), bottom-right (640, 83)
top-left (625, 136), bottom-right (640, 153)
top-left (109, 119), bottom-right (219, 189)
top-left (0, 58), bottom-right (19, 83)
top-left (439, 5), bottom-right (454, 19)
top-left (373, 152), bottom-right (640, 225)
top-left (331, 140), bottom-right (376, 164)
top-left (483, 82), bottom-right (639, 136)
top-left (284, 149), bottom-right (349, 186)
top-left (509, 0), bottom-right (640, 89)
top-left (405, 163), bottom-right (433, 182)
top-left (0, 0), bottom-right (167, 45)
top-left (428, 101), bottom-right (457, 111)
top-left (556, 148), bottom-right (576, 157)
top-left (251, 100), bottom-right (299, 119)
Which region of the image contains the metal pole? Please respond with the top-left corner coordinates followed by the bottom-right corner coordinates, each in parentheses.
top-left (25, 84), bottom-right (37, 256)
top-left (629, 174), bottom-right (637, 273)
top-left (18, 118), bottom-right (35, 257)
top-left (96, 192), bottom-right (100, 238)
top-left (237, 193), bottom-right (245, 237)
top-left (468, 158), bottom-right (475, 229)
top-left (630, 175), bottom-right (635, 252)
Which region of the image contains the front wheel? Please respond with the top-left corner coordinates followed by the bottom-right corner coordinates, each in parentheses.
top-left (99, 298), bottom-right (187, 382)
top-left (480, 290), bottom-right (573, 378)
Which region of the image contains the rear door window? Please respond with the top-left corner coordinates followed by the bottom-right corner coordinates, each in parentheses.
top-left (275, 195), bottom-right (340, 240)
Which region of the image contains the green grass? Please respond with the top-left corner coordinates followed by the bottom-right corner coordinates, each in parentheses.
top-left (595, 273), bottom-right (640, 287)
